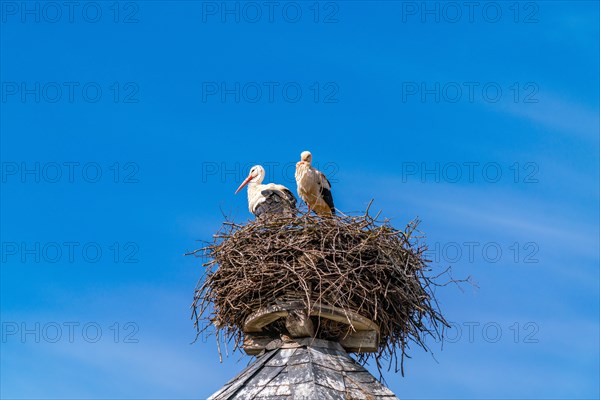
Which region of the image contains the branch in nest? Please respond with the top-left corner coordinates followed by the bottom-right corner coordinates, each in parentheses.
top-left (188, 210), bottom-right (466, 376)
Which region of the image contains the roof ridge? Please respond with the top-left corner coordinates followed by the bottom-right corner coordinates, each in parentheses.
top-left (208, 339), bottom-right (399, 400)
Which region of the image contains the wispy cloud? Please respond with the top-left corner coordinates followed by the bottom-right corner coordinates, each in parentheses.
top-left (499, 94), bottom-right (599, 142)
top-left (345, 175), bottom-right (598, 254)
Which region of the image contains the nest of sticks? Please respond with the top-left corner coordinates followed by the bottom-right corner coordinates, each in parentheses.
top-left (190, 207), bottom-right (458, 374)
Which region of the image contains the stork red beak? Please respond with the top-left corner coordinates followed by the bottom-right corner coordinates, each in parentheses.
top-left (235, 174), bottom-right (253, 194)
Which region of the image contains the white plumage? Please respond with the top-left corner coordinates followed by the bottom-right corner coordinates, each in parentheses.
top-left (235, 165), bottom-right (296, 217)
top-left (295, 151), bottom-right (335, 216)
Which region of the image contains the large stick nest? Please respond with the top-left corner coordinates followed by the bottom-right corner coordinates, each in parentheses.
top-left (190, 209), bottom-right (454, 374)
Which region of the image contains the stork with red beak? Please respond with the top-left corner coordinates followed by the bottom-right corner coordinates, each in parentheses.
top-left (235, 165), bottom-right (297, 218)
top-left (295, 151), bottom-right (335, 216)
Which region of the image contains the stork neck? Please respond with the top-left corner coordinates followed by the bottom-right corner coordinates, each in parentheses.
top-left (298, 163), bottom-right (312, 176)
top-left (246, 180), bottom-right (261, 197)
top-left (297, 162), bottom-right (309, 171)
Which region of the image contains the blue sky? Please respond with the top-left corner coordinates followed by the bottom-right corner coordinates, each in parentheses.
top-left (1, 1), bottom-right (598, 399)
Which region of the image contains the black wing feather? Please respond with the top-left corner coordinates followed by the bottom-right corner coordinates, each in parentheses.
top-left (280, 188), bottom-right (297, 208)
top-left (254, 189), bottom-right (297, 216)
top-left (320, 187), bottom-right (335, 215)
top-left (319, 174), bottom-right (335, 215)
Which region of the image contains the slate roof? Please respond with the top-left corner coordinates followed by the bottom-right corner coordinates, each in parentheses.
top-left (208, 338), bottom-right (399, 400)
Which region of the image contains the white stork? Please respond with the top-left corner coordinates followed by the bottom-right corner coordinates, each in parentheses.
top-left (235, 165), bottom-right (297, 218)
top-left (295, 151), bottom-right (335, 216)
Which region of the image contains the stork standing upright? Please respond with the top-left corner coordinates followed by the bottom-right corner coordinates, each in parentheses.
top-left (235, 165), bottom-right (297, 218)
top-left (295, 151), bottom-right (335, 216)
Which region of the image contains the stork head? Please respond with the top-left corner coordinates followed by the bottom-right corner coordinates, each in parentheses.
top-left (235, 165), bottom-right (265, 194)
top-left (300, 151), bottom-right (312, 163)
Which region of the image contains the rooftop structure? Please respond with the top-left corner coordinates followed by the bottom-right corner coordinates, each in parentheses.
top-left (208, 338), bottom-right (399, 400)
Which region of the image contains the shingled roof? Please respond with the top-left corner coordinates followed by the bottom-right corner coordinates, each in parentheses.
top-left (208, 338), bottom-right (399, 400)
